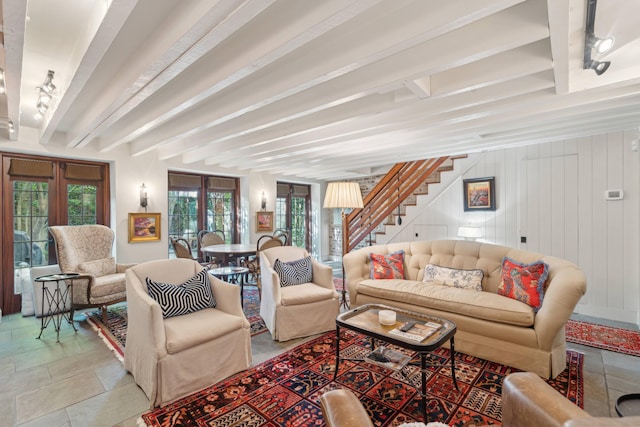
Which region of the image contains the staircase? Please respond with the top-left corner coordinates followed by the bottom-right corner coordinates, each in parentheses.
top-left (345, 155), bottom-right (467, 252)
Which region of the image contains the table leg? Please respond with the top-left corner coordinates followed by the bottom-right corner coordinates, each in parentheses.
top-left (333, 325), bottom-right (341, 380)
top-left (37, 282), bottom-right (46, 339)
top-left (450, 337), bottom-right (459, 391)
top-left (239, 271), bottom-right (244, 308)
top-left (421, 353), bottom-right (428, 423)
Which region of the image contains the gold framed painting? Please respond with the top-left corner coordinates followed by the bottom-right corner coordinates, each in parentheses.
top-left (256, 211), bottom-right (274, 232)
top-left (128, 212), bottom-right (161, 242)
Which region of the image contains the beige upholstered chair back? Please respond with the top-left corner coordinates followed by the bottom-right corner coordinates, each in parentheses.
top-left (49, 224), bottom-right (115, 272)
top-left (261, 245), bottom-right (308, 264)
top-left (199, 230), bottom-right (225, 247)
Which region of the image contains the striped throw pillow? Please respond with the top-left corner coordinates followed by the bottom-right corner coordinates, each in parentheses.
top-left (274, 256), bottom-right (313, 287)
top-left (146, 269), bottom-right (216, 318)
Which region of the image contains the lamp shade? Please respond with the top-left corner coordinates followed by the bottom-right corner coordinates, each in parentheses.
top-left (457, 225), bottom-right (483, 239)
top-left (323, 182), bottom-right (364, 209)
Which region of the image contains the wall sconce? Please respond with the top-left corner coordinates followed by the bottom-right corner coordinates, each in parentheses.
top-left (0, 68), bottom-right (6, 94)
top-left (457, 225), bottom-right (483, 241)
top-left (140, 183), bottom-right (148, 212)
top-left (261, 192), bottom-right (267, 211)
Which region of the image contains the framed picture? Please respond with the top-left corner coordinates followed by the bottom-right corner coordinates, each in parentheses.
top-left (463, 177), bottom-right (496, 211)
top-left (128, 212), bottom-right (161, 242)
top-left (256, 211), bottom-right (274, 232)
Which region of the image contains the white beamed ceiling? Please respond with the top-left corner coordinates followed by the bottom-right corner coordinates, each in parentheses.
top-left (2, 0), bottom-right (640, 180)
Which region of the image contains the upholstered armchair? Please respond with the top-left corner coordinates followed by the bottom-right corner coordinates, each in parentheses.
top-left (259, 246), bottom-right (339, 341)
top-left (48, 224), bottom-right (135, 322)
top-left (124, 258), bottom-right (251, 408)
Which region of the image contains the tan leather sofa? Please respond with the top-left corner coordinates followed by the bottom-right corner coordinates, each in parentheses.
top-left (503, 372), bottom-right (640, 426)
top-left (343, 240), bottom-right (586, 378)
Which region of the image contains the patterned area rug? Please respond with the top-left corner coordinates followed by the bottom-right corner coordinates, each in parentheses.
top-left (566, 319), bottom-right (640, 357)
top-left (86, 285), bottom-right (267, 362)
top-left (139, 329), bottom-right (583, 427)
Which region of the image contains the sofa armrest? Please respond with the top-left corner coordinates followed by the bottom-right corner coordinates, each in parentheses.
top-left (502, 372), bottom-right (590, 427)
top-left (534, 262), bottom-right (586, 351)
top-left (311, 260), bottom-right (334, 291)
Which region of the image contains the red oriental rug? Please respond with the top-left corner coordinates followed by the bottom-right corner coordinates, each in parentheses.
top-left (86, 285), bottom-right (267, 362)
top-left (566, 319), bottom-right (640, 357)
top-left (139, 329), bottom-right (583, 427)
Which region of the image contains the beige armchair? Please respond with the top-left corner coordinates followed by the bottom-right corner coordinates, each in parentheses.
top-left (124, 258), bottom-right (251, 408)
top-left (48, 224), bottom-right (135, 322)
top-left (259, 246), bottom-right (339, 341)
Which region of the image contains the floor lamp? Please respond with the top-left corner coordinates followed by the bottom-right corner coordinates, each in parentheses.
top-left (323, 182), bottom-right (364, 309)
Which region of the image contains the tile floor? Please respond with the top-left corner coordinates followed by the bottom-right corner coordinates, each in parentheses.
top-left (0, 310), bottom-right (638, 426)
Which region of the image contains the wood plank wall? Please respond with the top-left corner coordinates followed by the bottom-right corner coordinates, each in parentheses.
top-left (388, 131), bottom-right (640, 325)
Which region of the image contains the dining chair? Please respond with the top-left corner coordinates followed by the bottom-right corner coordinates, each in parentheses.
top-left (272, 228), bottom-right (291, 245)
top-left (242, 235), bottom-right (283, 289)
top-left (198, 230), bottom-right (225, 262)
top-left (171, 237), bottom-right (217, 269)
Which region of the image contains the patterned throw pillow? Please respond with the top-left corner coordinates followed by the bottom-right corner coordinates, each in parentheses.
top-left (274, 256), bottom-right (313, 287)
top-left (370, 250), bottom-right (405, 279)
top-left (497, 257), bottom-right (549, 312)
top-left (422, 264), bottom-right (484, 291)
top-left (146, 269), bottom-right (216, 318)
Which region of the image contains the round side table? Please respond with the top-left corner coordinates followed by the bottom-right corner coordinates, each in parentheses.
top-left (34, 273), bottom-right (81, 342)
top-left (208, 266), bottom-right (249, 307)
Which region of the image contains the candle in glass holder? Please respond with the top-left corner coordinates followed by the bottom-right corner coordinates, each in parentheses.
top-left (378, 309), bottom-right (396, 325)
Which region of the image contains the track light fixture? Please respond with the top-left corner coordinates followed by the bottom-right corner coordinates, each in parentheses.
top-left (586, 59), bottom-right (611, 76)
top-left (0, 68), bottom-right (6, 95)
top-left (35, 70), bottom-right (56, 119)
top-left (0, 117), bottom-right (15, 133)
top-left (583, 0), bottom-right (613, 76)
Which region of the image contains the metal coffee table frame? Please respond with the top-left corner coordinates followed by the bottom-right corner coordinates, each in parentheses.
top-left (334, 303), bottom-right (458, 423)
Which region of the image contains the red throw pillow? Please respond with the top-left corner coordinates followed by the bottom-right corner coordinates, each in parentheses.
top-left (498, 257), bottom-right (549, 312)
top-left (370, 250), bottom-right (405, 279)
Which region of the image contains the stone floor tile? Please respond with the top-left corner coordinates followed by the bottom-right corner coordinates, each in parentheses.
top-left (94, 361), bottom-right (135, 391)
top-left (47, 348), bottom-right (118, 380)
top-left (15, 371), bottom-right (104, 424)
top-left (16, 409), bottom-right (71, 427)
top-left (65, 383), bottom-right (149, 427)
top-left (582, 370), bottom-right (608, 402)
top-left (2, 365), bottom-right (52, 397)
top-left (583, 395), bottom-right (613, 417)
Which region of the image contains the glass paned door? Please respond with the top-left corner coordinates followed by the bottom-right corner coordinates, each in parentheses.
top-left (67, 184), bottom-right (97, 225)
top-left (290, 195), bottom-right (307, 248)
top-left (168, 190), bottom-right (199, 257)
top-left (206, 191), bottom-right (233, 243)
top-left (13, 181), bottom-right (49, 293)
top-left (275, 182), bottom-right (310, 251)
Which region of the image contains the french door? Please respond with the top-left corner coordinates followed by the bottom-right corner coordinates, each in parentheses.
top-left (275, 182), bottom-right (310, 250)
top-left (1, 154), bottom-right (110, 315)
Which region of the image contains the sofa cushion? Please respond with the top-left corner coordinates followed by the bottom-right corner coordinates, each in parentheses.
top-left (77, 257), bottom-right (116, 277)
top-left (356, 279), bottom-right (535, 327)
top-left (370, 250), bottom-right (405, 279)
top-left (422, 264), bottom-right (483, 291)
top-left (498, 257), bottom-right (548, 312)
top-left (274, 256), bottom-right (313, 287)
top-left (280, 282), bottom-right (336, 306)
top-left (146, 269), bottom-right (216, 318)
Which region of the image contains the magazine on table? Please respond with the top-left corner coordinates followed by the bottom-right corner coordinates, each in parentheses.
top-left (364, 347), bottom-right (411, 371)
top-left (388, 321), bottom-right (443, 343)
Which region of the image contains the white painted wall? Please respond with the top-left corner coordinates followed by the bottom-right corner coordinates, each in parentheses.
top-left (1, 131), bottom-right (326, 264)
top-left (385, 131), bottom-right (640, 325)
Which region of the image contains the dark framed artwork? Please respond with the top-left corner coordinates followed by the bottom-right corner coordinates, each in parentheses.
top-left (463, 177), bottom-right (496, 211)
top-left (128, 212), bottom-right (161, 242)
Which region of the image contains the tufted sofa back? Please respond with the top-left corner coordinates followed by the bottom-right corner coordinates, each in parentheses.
top-left (344, 240), bottom-right (567, 294)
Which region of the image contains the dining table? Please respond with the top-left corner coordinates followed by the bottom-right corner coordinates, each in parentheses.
top-left (201, 243), bottom-right (256, 266)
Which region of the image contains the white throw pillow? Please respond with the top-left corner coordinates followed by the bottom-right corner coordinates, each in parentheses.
top-left (422, 264), bottom-right (484, 291)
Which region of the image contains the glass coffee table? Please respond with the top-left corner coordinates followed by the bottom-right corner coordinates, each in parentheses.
top-left (334, 303), bottom-right (457, 423)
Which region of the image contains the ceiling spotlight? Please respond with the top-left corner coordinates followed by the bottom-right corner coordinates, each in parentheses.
top-left (583, 0), bottom-right (613, 76)
top-left (40, 70), bottom-right (56, 95)
top-left (0, 117), bottom-right (15, 133)
top-left (587, 34), bottom-right (615, 54)
top-left (586, 60), bottom-right (611, 76)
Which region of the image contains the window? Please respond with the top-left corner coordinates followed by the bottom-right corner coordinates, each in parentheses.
top-left (275, 182), bottom-right (310, 250)
top-left (168, 172), bottom-right (237, 258)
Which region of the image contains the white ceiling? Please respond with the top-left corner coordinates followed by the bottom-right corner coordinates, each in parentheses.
top-left (1, 0), bottom-right (640, 180)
